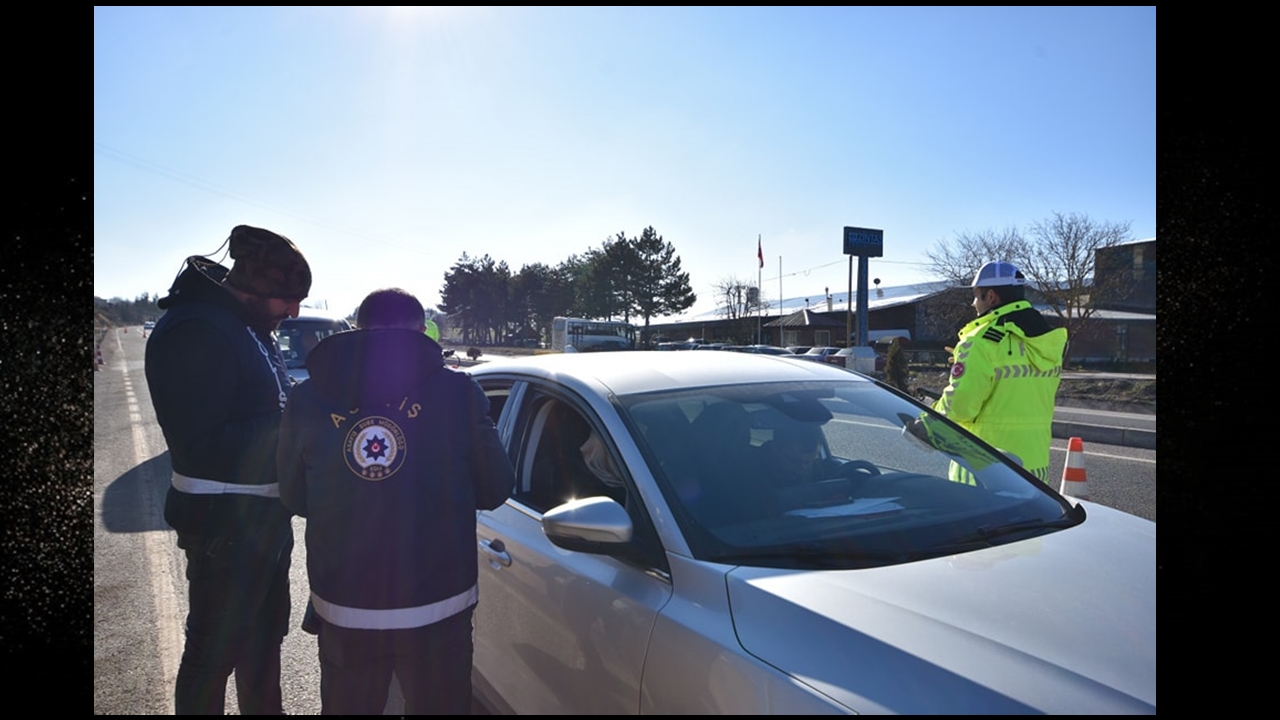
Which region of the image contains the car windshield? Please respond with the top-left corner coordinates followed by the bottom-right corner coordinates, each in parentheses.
top-left (619, 379), bottom-right (1078, 569)
top-left (278, 318), bottom-right (349, 369)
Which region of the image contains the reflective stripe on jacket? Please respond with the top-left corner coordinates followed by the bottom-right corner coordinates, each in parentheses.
top-left (311, 584), bottom-right (477, 630)
top-left (172, 472), bottom-right (280, 498)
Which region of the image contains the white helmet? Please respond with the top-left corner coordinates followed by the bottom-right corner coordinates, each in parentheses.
top-left (970, 261), bottom-right (1026, 288)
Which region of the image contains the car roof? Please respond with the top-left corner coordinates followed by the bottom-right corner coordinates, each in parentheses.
top-left (281, 308), bottom-right (352, 325)
top-left (468, 349), bottom-right (869, 397)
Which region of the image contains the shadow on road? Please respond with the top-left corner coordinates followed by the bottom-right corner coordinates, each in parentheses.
top-left (101, 451), bottom-right (173, 533)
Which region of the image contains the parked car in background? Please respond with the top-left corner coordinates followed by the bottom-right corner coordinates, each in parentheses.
top-left (822, 346), bottom-right (889, 373)
top-left (467, 351), bottom-right (1156, 714)
top-left (277, 308), bottom-right (353, 384)
top-left (799, 346), bottom-right (842, 362)
top-left (826, 346), bottom-right (857, 366)
top-left (736, 344), bottom-right (795, 355)
top-left (143, 320), bottom-right (156, 331)
top-left (655, 341), bottom-right (698, 351)
top-left (786, 345), bottom-right (813, 355)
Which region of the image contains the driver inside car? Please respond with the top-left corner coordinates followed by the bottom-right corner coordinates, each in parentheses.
top-left (752, 422), bottom-right (890, 513)
top-left (757, 422), bottom-right (827, 488)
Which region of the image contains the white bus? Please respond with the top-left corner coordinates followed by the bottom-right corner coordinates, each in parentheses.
top-left (550, 316), bottom-right (636, 353)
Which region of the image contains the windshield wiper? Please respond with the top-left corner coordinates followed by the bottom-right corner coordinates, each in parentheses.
top-left (948, 515), bottom-right (1078, 546)
top-left (878, 518), bottom-right (1077, 564)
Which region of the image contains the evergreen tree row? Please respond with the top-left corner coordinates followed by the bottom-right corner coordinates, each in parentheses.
top-left (438, 225), bottom-right (696, 347)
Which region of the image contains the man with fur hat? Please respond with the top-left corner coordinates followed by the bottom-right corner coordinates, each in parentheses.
top-left (145, 224), bottom-right (311, 714)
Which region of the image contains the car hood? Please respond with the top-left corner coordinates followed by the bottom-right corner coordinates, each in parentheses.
top-left (725, 502), bottom-right (1155, 714)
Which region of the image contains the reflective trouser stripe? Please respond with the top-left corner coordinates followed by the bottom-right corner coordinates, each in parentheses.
top-left (949, 463), bottom-right (1051, 485)
top-left (312, 584), bottom-right (478, 630)
top-left (172, 472), bottom-right (280, 498)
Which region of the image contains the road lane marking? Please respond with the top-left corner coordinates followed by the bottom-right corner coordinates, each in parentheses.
top-left (1051, 445), bottom-right (1155, 464)
top-left (118, 330), bottom-right (181, 714)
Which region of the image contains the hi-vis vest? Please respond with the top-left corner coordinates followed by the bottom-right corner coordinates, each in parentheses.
top-left (933, 301), bottom-right (1068, 483)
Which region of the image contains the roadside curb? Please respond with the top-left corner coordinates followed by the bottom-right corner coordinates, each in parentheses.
top-left (1053, 421), bottom-right (1155, 450)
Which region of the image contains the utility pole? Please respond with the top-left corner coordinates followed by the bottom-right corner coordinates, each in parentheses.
top-left (756, 234), bottom-right (763, 344)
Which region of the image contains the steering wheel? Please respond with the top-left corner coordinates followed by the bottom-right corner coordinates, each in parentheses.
top-left (834, 459), bottom-right (881, 477)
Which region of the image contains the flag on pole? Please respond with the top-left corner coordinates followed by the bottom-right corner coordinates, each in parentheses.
top-left (757, 235), bottom-right (764, 269)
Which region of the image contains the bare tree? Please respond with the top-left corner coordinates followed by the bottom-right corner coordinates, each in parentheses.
top-left (925, 213), bottom-right (1134, 339)
top-left (1019, 211), bottom-right (1133, 336)
top-left (923, 228), bottom-right (1027, 342)
top-left (925, 227), bottom-right (1028, 285)
top-left (712, 276), bottom-right (768, 320)
top-left (915, 287), bottom-right (976, 347)
top-left (712, 276), bottom-right (769, 343)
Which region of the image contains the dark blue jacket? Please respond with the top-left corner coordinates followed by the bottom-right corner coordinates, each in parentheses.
top-left (145, 257), bottom-right (294, 546)
top-left (277, 328), bottom-right (513, 621)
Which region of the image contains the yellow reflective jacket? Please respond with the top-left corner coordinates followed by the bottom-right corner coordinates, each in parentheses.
top-left (933, 300), bottom-right (1068, 482)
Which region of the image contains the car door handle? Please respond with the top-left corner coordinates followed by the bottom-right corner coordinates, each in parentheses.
top-left (479, 537), bottom-right (511, 568)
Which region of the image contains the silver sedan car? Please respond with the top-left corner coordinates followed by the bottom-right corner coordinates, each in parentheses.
top-left (468, 351), bottom-right (1155, 714)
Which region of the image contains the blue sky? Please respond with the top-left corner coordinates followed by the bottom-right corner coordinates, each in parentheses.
top-left (94, 6), bottom-right (1155, 320)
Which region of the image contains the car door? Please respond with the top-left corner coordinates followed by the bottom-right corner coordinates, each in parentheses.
top-left (473, 378), bottom-right (674, 714)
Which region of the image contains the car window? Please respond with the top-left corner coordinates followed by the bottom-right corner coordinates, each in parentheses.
top-left (481, 384), bottom-right (511, 426)
top-left (618, 379), bottom-right (1076, 569)
top-left (484, 384), bottom-right (669, 572)
top-left (278, 317), bottom-right (351, 368)
top-left (510, 394), bottom-right (626, 514)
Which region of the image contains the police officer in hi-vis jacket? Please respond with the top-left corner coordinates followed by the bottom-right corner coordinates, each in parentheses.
top-left (934, 261), bottom-right (1069, 484)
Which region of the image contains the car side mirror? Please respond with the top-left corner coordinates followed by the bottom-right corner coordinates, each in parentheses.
top-left (542, 496), bottom-right (633, 553)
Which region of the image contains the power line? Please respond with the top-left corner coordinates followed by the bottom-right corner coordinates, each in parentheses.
top-left (763, 256), bottom-right (931, 284)
top-left (93, 141), bottom-right (437, 257)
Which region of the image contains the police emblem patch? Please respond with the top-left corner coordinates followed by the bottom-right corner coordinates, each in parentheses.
top-left (345, 415), bottom-right (407, 481)
top-left (951, 362), bottom-right (966, 379)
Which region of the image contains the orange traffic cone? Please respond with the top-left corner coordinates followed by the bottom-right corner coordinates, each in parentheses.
top-left (1059, 436), bottom-right (1088, 499)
